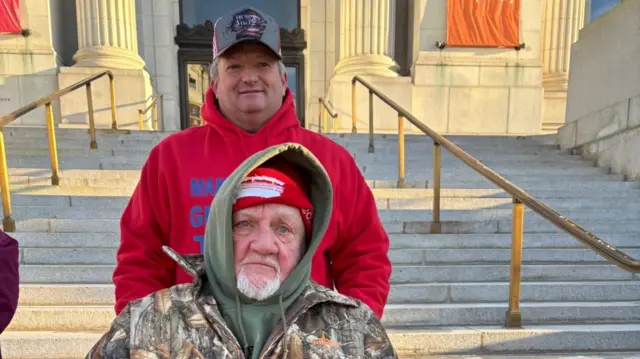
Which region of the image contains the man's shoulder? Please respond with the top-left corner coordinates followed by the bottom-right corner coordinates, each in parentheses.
top-left (127, 283), bottom-right (201, 313)
top-left (295, 283), bottom-right (382, 331)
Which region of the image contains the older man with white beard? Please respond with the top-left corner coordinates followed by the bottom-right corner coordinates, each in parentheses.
top-left (86, 143), bottom-right (397, 359)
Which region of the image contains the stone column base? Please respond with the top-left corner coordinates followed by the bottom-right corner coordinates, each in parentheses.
top-left (73, 46), bottom-right (146, 70)
top-left (57, 66), bottom-right (153, 130)
top-left (334, 55), bottom-right (400, 78)
top-left (542, 90), bottom-right (568, 133)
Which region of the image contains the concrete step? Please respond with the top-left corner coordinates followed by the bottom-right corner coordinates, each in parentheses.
top-left (7, 301), bottom-right (640, 332)
top-left (6, 155), bottom-right (145, 170)
top-left (7, 306), bottom-right (113, 332)
top-left (5, 191), bottom-right (640, 212)
top-left (17, 263), bottom-right (639, 284)
top-left (4, 217), bottom-right (640, 235)
top-left (366, 178), bottom-right (640, 190)
top-left (17, 281), bottom-right (640, 307)
top-left (386, 324), bottom-right (640, 355)
top-left (388, 248), bottom-right (640, 265)
top-left (18, 284), bottom-right (114, 306)
top-left (377, 208), bottom-right (640, 222)
top-left (3, 125), bottom-right (173, 139)
top-left (376, 196), bottom-right (640, 210)
top-left (15, 246), bottom-right (640, 266)
top-left (4, 204), bottom-right (638, 222)
top-left (20, 265), bottom-right (115, 283)
top-left (362, 166), bottom-right (611, 178)
top-left (18, 246), bottom-right (640, 266)
top-left (389, 281), bottom-right (640, 304)
top-left (383, 219), bottom-right (640, 234)
top-left (0, 331), bottom-right (102, 359)
top-left (389, 233), bottom-right (640, 249)
top-left (371, 188), bottom-right (640, 199)
top-left (14, 232), bottom-right (636, 250)
top-left (390, 264), bottom-right (639, 283)
top-left (382, 302), bottom-right (640, 327)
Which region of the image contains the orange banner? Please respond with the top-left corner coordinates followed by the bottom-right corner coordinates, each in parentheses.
top-left (446, 0), bottom-right (520, 48)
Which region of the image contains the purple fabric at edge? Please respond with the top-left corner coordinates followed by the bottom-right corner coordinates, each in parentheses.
top-left (0, 229), bottom-right (19, 335)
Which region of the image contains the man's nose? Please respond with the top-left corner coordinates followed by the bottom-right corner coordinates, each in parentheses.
top-left (240, 68), bottom-right (258, 83)
top-left (250, 224), bottom-right (279, 254)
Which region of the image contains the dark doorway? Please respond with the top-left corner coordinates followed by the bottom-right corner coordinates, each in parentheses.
top-left (175, 1), bottom-right (307, 130)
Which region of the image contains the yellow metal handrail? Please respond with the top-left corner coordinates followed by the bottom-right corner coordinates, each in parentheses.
top-left (351, 75), bottom-right (640, 329)
top-left (0, 70), bottom-right (120, 232)
top-left (317, 97), bottom-right (338, 133)
top-left (138, 93), bottom-right (164, 131)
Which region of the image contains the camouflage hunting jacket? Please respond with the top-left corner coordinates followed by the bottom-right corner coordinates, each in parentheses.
top-left (86, 247), bottom-right (397, 359)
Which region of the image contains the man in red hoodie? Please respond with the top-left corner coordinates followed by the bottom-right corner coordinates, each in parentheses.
top-left (113, 5), bottom-right (392, 318)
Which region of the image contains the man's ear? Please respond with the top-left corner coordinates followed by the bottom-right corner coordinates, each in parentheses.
top-left (281, 70), bottom-right (288, 95)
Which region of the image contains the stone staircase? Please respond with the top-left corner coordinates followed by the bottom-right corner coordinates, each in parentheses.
top-left (1, 127), bottom-right (639, 358)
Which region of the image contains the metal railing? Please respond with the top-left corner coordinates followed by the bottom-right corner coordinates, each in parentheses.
top-left (138, 93), bottom-right (164, 131)
top-left (351, 75), bottom-right (640, 328)
top-left (0, 70), bottom-right (120, 232)
top-left (317, 97), bottom-right (338, 133)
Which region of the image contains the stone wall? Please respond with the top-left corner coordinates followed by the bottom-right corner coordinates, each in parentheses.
top-left (0, 0), bottom-right (59, 126)
top-left (557, 0), bottom-right (640, 180)
top-left (410, 0), bottom-right (544, 135)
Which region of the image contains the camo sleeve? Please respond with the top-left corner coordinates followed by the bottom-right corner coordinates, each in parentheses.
top-left (85, 305), bottom-right (132, 358)
top-left (362, 305), bottom-right (398, 359)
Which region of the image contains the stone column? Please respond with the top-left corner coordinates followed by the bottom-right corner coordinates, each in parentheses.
top-left (541, 0), bottom-right (586, 92)
top-left (72, 0), bottom-right (145, 69)
top-left (334, 0), bottom-right (399, 77)
top-left (540, 0), bottom-right (586, 130)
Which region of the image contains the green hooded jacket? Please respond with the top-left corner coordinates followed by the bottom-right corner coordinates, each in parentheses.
top-left (202, 142), bottom-right (333, 359)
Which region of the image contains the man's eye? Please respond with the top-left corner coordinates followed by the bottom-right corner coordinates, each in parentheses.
top-left (277, 225), bottom-right (291, 234)
top-left (234, 220), bottom-right (250, 228)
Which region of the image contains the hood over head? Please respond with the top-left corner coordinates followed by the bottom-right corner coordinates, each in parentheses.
top-left (203, 143), bottom-right (333, 358)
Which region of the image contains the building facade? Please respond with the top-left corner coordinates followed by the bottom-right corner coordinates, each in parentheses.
top-left (0, 0), bottom-right (615, 134)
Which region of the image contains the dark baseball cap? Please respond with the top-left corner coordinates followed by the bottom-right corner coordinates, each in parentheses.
top-left (212, 6), bottom-right (282, 60)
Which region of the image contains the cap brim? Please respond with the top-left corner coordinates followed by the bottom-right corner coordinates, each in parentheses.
top-left (215, 39), bottom-right (282, 60)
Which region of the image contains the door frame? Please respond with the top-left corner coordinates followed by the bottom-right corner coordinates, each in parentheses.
top-left (175, 20), bottom-right (307, 130)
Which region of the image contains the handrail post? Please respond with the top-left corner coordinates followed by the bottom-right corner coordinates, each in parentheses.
top-left (0, 129), bottom-right (15, 232)
top-left (351, 81), bottom-right (357, 133)
top-left (333, 114), bottom-right (339, 133)
top-left (368, 90), bottom-right (374, 153)
top-left (86, 83), bottom-right (98, 149)
top-left (431, 142), bottom-right (441, 233)
top-left (152, 100), bottom-right (158, 131)
top-left (397, 113), bottom-right (406, 188)
top-left (45, 102), bottom-right (60, 186)
top-left (108, 74), bottom-right (118, 130)
top-left (138, 109), bottom-right (144, 130)
top-left (317, 99), bottom-right (323, 133)
top-left (158, 94), bottom-right (164, 131)
top-left (322, 107), bottom-right (328, 133)
top-left (506, 197), bottom-right (524, 328)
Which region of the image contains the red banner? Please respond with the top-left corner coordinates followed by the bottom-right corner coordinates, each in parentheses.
top-left (0, 0), bottom-right (21, 34)
top-left (446, 0), bottom-right (520, 48)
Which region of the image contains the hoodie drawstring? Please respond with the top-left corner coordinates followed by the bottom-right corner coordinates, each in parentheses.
top-left (235, 296), bottom-right (250, 357)
top-left (279, 294), bottom-right (288, 359)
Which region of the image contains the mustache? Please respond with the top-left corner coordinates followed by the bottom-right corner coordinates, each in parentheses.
top-left (240, 255), bottom-right (280, 273)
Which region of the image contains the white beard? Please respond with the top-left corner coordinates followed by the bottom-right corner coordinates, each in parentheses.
top-left (237, 270), bottom-right (281, 301)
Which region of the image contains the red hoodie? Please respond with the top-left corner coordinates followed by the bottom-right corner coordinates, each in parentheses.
top-left (114, 88), bottom-right (391, 318)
